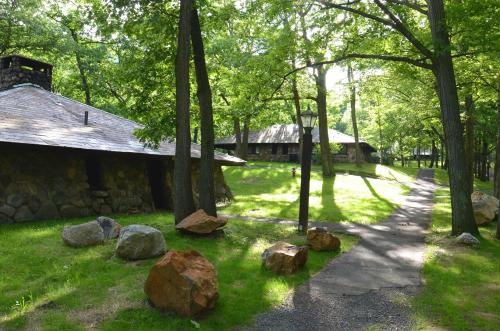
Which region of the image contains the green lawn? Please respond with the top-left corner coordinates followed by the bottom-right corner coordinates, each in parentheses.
top-left (414, 188), bottom-right (500, 330)
top-left (221, 162), bottom-right (411, 224)
top-left (0, 214), bottom-right (357, 331)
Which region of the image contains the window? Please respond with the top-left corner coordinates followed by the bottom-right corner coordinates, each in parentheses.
top-left (334, 144), bottom-right (348, 155)
top-left (282, 144), bottom-right (289, 155)
top-left (85, 157), bottom-right (104, 190)
top-left (250, 145), bottom-right (260, 155)
top-left (271, 144), bottom-right (278, 154)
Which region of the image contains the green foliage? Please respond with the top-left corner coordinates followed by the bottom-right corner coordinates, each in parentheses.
top-left (0, 214), bottom-right (357, 330)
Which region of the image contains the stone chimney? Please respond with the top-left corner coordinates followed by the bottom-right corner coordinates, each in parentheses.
top-left (0, 55), bottom-right (53, 91)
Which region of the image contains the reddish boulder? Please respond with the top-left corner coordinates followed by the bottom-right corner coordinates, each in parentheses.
top-left (307, 227), bottom-right (341, 251)
top-left (175, 209), bottom-right (227, 234)
top-left (262, 241), bottom-right (308, 275)
top-left (144, 250), bottom-right (219, 317)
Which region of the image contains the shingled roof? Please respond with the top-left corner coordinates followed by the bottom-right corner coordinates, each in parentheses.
top-left (215, 124), bottom-right (376, 151)
top-left (0, 85), bottom-right (245, 165)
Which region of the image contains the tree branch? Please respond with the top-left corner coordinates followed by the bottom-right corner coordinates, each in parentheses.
top-left (373, 0), bottom-right (433, 59)
top-left (317, 0), bottom-right (396, 27)
top-left (386, 0), bottom-right (428, 15)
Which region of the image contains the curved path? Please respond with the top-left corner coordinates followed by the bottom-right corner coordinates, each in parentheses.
top-left (228, 169), bottom-right (437, 330)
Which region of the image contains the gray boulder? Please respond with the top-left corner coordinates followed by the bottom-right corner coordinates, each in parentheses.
top-left (455, 232), bottom-right (480, 246)
top-left (62, 221), bottom-right (104, 247)
top-left (115, 225), bottom-right (166, 260)
top-left (96, 216), bottom-right (121, 239)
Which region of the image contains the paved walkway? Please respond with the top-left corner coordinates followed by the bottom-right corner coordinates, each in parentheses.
top-left (229, 169), bottom-right (437, 330)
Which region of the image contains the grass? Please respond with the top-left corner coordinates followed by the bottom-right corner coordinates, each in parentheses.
top-left (0, 214), bottom-right (357, 331)
top-left (414, 188), bottom-right (500, 330)
top-left (221, 161), bottom-right (412, 224)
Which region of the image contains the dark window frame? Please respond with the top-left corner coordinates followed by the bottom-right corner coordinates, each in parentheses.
top-left (271, 144), bottom-right (278, 154)
top-left (85, 157), bottom-right (105, 190)
top-left (282, 144), bottom-right (289, 155)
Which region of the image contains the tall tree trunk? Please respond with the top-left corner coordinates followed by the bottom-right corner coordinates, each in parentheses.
top-left (417, 143), bottom-right (421, 168)
top-left (496, 76), bottom-right (500, 239)
top-left (430, 139), bottom-right (436, 168)
top-left (233, 118), bottom-right (242, 158)
top-left (315, 65), bottom-right (334, 177)
top-left (193, 127), bottom-right (199, 144)
top-left (174, 0), bottom-right (195, 224)
top-left (292, 77), bottom-right (303, 162)
top-left (465, 94), bottom-right (475, 193)
top-left (241, 116), bottom-right (250, 159)
top-left (191, 7), bottom-right (216, 217)
top-left (70, 29), bottom-right (92, 106)
top-left (480, 141), bottom-right (488, 182)
top-left (428, 0), bottom-right (478, 235)
top-left (348, 64), bottom-right (362, 166)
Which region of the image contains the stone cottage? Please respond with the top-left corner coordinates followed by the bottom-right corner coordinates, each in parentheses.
top-left (0, 55), bottom-right (245, 224)
top-left (215, 124), bottom-right (376, 163)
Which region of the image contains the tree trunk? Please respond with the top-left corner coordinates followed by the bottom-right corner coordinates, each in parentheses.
top-left (417, 143), bottom-right (421, 168)
top-left (174, 0), bottom-right (196, 224)
top-left (430, 139), bottom-right (436, 168)
top-left (496, 76), bottom-right (500, 241)
top-left (428, 0), bottom-right (478, 235)
top-left (465, 94), bottom-right (475, 193)
top-left (191, 7), bottom-right (216, 217)
top-left (233, 118), bottom-right (242, 157)
top-left (70, 29), bottom-right (92, 106)
top-left (241, 116), bottom-right (250, 159)
top-left (348, 64), bottom-right (362, 167)
top-left (292, 77), bottom-right (303, 162)
top-left (480, 141), bottom-right (488, 182)
top-left (193, 127), bottom-right (199, 144)
top-left (315, 64), bottom-right (334, 177)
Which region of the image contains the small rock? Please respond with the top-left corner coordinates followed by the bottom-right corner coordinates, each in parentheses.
top-left (62, 221), bottom-right (104, 247)
top-left (307, 227), bottom-right (341, 251)
top-left (144, 250), bottom-right (219, 317)
top-left (115, 225), bottom-right (166, 260)
top-left (455, 232), bottom-right (480, 246)
top-left (471, 191), bottom-right (499, 225)
top-left (175, 209), bottom-right (227, 234)
top-left (262, 241), bottom-right (308, 275)
top-left (96, 216), bottom-right (121, 239)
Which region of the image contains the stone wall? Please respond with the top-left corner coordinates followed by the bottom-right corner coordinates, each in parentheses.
top-left (0, 145), bottom-right (154, 224)
top-left (246, 144), bottom-right (300, 162)
top-left (0, 144), bottom-right (237, 224)
top-left (0, 56), bottom-right (52, 91)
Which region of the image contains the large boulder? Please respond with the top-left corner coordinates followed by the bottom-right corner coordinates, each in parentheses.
top-left (144, 250), bottom-right (219, 317)
top-left (115, 225), bottom-right (166, 260)
top-left (62, 221), bottom-right (104, 247)
top-left (471, 191), bottom-right (499, 225)
top-left (96, 216), bottom-right (121, 239)
top-left (175, 209), bottom-right (227, 234)
top-left (307, 227), bottom-right (341, 251)
top-left (262, 241), bottom-right (308, 275)
top-left (455, 232), bottom-right (480, 246)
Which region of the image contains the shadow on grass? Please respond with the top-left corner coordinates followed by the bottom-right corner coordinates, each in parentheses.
top-left (0, 214), bottom-right (349, 331)
top-left (362, 177), bottom-right (397, 210)
top-left (320, 176), bottom-right (345, 222)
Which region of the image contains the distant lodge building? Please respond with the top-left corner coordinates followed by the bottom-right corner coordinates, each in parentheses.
top-left (0, 55), bottom-right (245, 224)
top-left (215, 124), bottom-right (376, 163)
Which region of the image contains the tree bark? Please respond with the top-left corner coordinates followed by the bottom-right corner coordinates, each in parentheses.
top-left (496, 75), bottom-right (500, 239)
top-left (480, 141), bottom-right (488, 182)
top-left (241, 116), bottom-right (250, 159)
top-left (430, 139), bottom-right (436, 168)
top-left (69, 29), bottom-right (92, 106)
top-left (292, 77), bottom-right (303, 162)
top-left (193, 127), bottom-right (199, 144)
top-left (465, 94), bottom-right (475, 193)
top-left (233, 118), bottom-right (242, 158)
top-left (174, 0), bottom-right (196, 224)
top-left (348, 64), bottom-right (362, 166)
top-left (417, 143), bottom-right (421, 168)
top-left (428, 0), bottom-right (478, 235)
top-left (315, 65), bottom-right (334, 177)
top-left (191, 7), bottom-right (216, 217)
